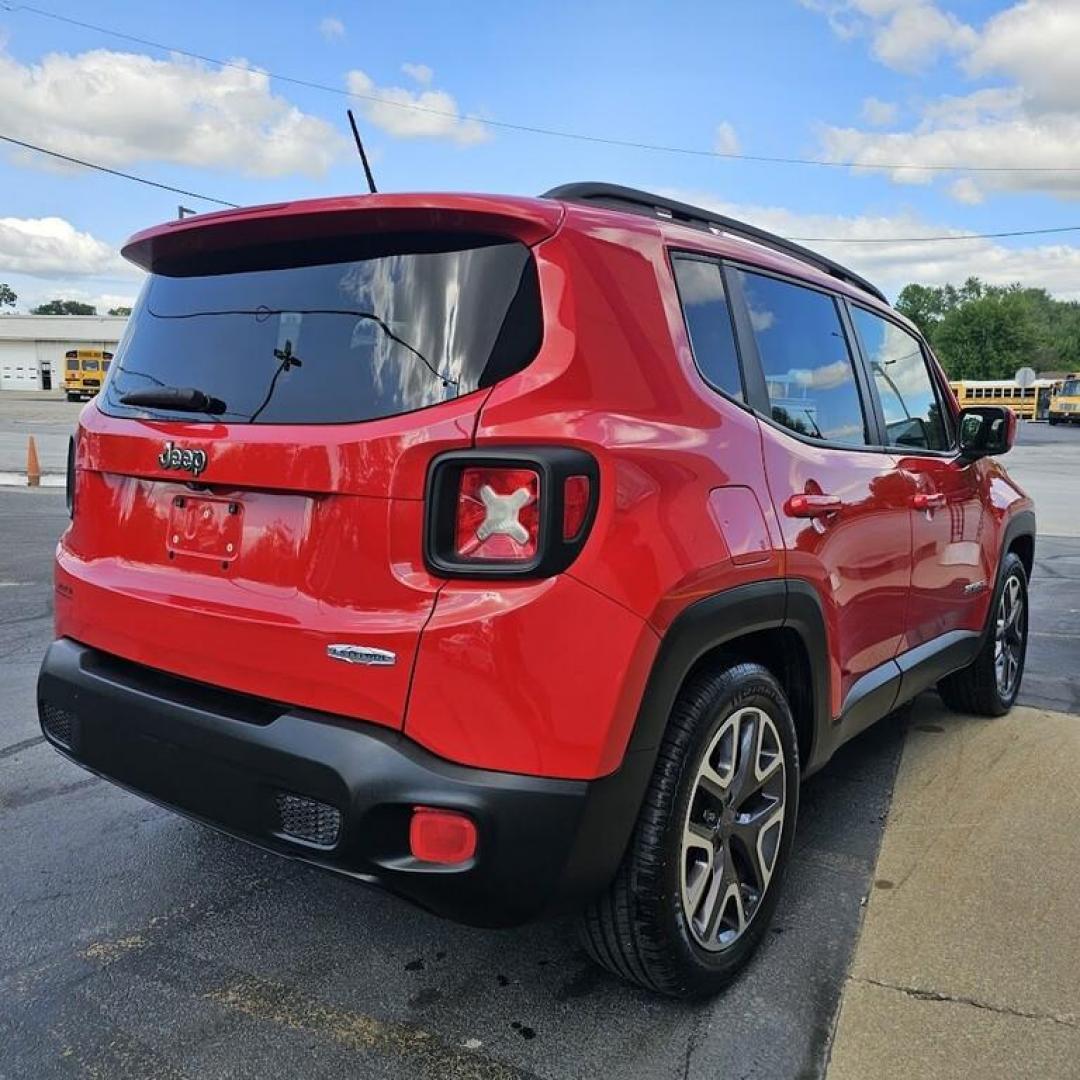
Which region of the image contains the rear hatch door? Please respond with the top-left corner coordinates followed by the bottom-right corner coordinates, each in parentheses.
top-left (59, 196), bottom-right (558, 730)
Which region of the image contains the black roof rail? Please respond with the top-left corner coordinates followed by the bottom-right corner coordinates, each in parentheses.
top-left (541, 182), bottom-right (887, 304)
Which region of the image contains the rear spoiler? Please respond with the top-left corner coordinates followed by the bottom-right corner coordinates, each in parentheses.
top-left (121, 194), bottom-right (565, 275)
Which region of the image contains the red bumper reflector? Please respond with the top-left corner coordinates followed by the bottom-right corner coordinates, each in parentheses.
top-left (409, 807), bottom-right (478, 864)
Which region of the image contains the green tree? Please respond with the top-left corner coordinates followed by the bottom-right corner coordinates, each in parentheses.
top-left (0, 283), bottom-right (16, 309)
top-left (933, 291), bottom-right (1039, 379)
top-left (107, 306), bottom-right (132, 317)
top-left (896, 276), bottom-right (1080, 376)
top-left (895, 283), bottom-right (946, 342)
top-left (31, 299), bottom-right (97, 315)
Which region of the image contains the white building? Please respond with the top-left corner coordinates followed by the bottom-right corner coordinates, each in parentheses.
top-left (0, 314), bottom-right (127, 391)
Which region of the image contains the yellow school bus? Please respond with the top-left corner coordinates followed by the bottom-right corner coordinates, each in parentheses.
top-left (64, 348), bottom-right (113, 401)
top-left (948, 378), bottom-right (1058, 421)
top-left (1049, 373), bottom-right (1080, 425)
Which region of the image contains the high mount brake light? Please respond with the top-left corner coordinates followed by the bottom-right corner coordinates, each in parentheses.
top-left (425, 448), bottom-right (599, 579)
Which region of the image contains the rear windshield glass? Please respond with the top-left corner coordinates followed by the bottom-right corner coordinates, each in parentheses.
top-left (99, 235), bottom-right (541, 425)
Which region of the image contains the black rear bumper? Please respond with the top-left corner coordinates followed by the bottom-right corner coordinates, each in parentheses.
top-left (37, 638), bottom-right (649, 927)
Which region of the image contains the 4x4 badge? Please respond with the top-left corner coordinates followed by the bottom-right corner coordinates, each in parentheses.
top-left (158, 441), bottom-right (207, 477)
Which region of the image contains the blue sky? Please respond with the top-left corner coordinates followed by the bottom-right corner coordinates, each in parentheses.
top-left (2, 0), bottom-right (1079, 309)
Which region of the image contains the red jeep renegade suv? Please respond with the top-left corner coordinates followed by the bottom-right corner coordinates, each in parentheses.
top-left (38, 183), bottom-right (1034, 997)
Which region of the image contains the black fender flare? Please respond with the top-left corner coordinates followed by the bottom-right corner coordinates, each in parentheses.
top-left (624, 578), bottom-right (830, 765)
top-left (979, 508), bottom-right (1036, 647)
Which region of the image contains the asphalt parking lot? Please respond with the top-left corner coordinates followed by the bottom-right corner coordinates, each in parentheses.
top-left (1, 398), bottom-right (1077, 1079)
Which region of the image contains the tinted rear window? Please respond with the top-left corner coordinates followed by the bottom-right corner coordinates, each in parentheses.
top-left (100, 236), bottom-right (541, 425)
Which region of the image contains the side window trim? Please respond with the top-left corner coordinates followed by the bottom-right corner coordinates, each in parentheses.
top-left (722, 261), bottom-right (770, 411)
top-left (846, 299), bottom-right (958, 456)
top-left (667, 249), bottom-right (750, 407)
top-left (724, 259), bottom-right (882, 452)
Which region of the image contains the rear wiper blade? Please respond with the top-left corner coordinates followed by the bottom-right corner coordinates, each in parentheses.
top-left (119, 386), bottom-right (228, 415)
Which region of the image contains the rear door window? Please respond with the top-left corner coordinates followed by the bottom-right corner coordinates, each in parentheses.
top-left (736, 270), bottom-right (869, 446)
top-left (100, 236), bottom-right (541, 425)
top-left (671, 256), bottom-right (743, 400)
top-left (852, 306), bottom-right (952, 451)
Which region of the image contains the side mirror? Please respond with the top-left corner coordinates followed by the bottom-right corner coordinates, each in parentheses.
top-left (958, 406), bottom-right (1017, 459)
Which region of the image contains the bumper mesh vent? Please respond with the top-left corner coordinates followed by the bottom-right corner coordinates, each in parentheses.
top-left (41, 702), bottom-right (76, 747)
top-left (274, 791), bottom-right (342, 848)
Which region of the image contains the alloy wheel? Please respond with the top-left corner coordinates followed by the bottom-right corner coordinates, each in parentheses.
top-left (680, 706), bottom-right (786, 951)
top-left (994, 573), bottom-right (1025, 700)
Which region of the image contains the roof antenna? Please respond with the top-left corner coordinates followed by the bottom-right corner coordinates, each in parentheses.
top-left (347, 109), bottom-right (378, 194)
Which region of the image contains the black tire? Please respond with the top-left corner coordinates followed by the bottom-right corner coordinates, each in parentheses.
top-left (938, 552), bottom-right (1028, 716)
top-left (578, 661), bottom-right (799, 998)
top-left (65, 392), bottom-right (78, 402)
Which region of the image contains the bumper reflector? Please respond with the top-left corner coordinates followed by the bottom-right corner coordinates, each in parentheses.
top-left (409, 806), bottom-right (478, 865)
top-left (274, 791), bottom-right (342, 848)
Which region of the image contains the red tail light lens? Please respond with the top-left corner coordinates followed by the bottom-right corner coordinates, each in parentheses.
top-left (426, 449), bottom-right (598, 578)
top-left (562, 475), bottom-right (590, 540)
top-left (409, 807), bottom-right (478, 865)
top-left (455, 467), bottom-right (540, 561)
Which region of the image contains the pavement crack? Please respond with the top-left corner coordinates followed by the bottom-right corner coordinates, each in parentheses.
top-left (852, 976), bottom-right (1077, 1029)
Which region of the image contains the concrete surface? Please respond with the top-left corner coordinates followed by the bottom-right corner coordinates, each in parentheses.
top-left (827, 700), bottom-right (1080, 1077)
top-left (828, 979), bottom-right (1078, 1080)
top-left (1006, 421), bottom-right (1080, 538)
top-left (0, 392), bottom-right (81, 477)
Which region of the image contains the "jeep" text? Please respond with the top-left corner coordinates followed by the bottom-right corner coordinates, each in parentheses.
top-left (158, 441), bottom-right (208, 476)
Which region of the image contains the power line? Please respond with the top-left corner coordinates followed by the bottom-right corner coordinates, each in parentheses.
top-left (0, 132), bottom-right (239, 206)
top-left (793, 224), bottom-right (1080, 243)
top-left (6, 0), bottom-right (1080, 175)
top-left (4, 131), bottom-right (1079, 246)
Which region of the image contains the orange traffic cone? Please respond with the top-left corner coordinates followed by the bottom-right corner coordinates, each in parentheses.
top-left (27, 435), bottom-right (41, 487)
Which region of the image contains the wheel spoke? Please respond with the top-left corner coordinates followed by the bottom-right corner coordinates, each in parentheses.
top-left (682, 838), bottom-right (713, 919)
top-left (697, 857), bottom-right (728, 942)
top-left (728, 710), bottom-right (760, 806)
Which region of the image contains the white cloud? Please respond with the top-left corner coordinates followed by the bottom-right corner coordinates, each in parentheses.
top-left (401, 62), bottom-right (433, 86)
top-left (800, 1), bottom-right (975, 71)
top-left (949, 177), bottom-right (984, 205)
top-left (665, 189), bottom-right (1080, 301)
top-left (964, 0), bottom-right (1080, 112)
top-left (0, 47), bottom-right (344, 178)
top-left (346, 69), bottom-right (489, 145)
top-left (0, 217), bottom-right (129, 278)
top-left (714, 121), bottom-right (740, 155)
top-left (861, 96), bottom-right (899, 126)
top-left (808, 2), bottom-right (1080, 200)
top-left (318, 16), bottom-right (346, 42)
top-left (871, 3), bottom-right (976, 71)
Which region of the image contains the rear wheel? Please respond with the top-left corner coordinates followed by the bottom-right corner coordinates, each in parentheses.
top-left (938, 552), bottom-right (1028, 716)
top-left (65, 392), bottom-right (78, 402)
top-left (1049, 415), bottom-right (1059, 426)
top-left (578, 661), bottom-right (799, 998)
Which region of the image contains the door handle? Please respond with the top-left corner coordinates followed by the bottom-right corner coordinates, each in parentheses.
top-left (785, 493), bottom-right (842, 518)
top-left (912, 492), bottom-right (946, 511)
